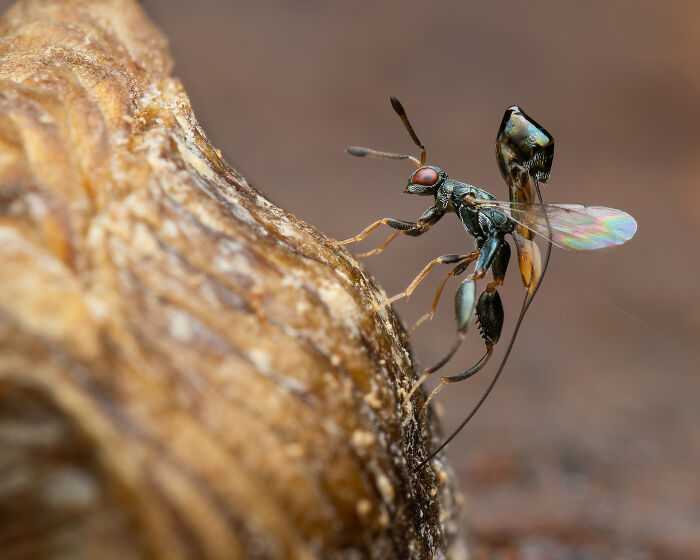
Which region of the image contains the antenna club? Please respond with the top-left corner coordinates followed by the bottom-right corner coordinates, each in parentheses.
top-left (346, 147), bottom-right (368, 157)
top-left (390, 96), bottom-right (406, 116)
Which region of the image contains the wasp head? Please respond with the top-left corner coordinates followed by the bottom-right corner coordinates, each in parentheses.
top-left (406, 165), bottom-right (446, 195)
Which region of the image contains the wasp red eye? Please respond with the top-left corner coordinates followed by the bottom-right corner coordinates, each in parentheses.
top-left (412, 167), bottom-right (439, 186)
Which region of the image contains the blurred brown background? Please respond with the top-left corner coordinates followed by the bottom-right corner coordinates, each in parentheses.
top-left (5, 0), bottom-right (698, 557)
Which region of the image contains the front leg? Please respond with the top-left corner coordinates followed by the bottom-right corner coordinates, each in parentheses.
top-left (403, 205), bottom-right (444, 236)
top-left (330, 205), bottom-right (444, 257)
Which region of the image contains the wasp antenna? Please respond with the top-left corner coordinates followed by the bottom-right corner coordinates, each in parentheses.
top-left (347, 147), bottom-right (402, 158)
top-left (346, 147), bottom-right (420, 166)
top-left (389, 96), bottom-right (407, 117)
top-left (389, 97), bottom-right (427, 165)
top-left (415, 179), bottom-right (553, 472)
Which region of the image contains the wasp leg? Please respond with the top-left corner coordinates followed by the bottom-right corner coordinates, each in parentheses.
top-left (330, 205), bottom-right (444, 256)
top-left (356, 231), bottom-right (400, 258)
top-left (329, 217), bottom-right (419, 246)
top-left (418, 237), bottom-right (506, 358)
top-left (403, 331), bottom-right (466, 406)
top-left (423, 289), bottom-right (504, 410)
top-left (420, 240), bottom-right (510, 410)
top-left (484, 239), bottom-right (510, 293)
top-left (423, 343), bottom-right (495, 409)
top-left (373, 253), bottom-right (475, 311)
top-left (442, 343), bottom-right (494, 383)
top-left (474, 235), bottom-right (501, 278)
top-left (408, 253), bottom-right (479, 335)
top-left (402, 256), bottom-right (481, 406)
top-left (399, 274), bottom-right (475, 408)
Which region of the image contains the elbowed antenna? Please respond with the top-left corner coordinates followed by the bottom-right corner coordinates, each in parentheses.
top-left (346, 147), bottom-right (421, 167)
top-left (390, 97), bottom-right (426, 166)
top-left (345, 97), bottom-right (428, 168)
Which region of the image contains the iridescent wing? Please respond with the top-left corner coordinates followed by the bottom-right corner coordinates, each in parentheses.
top-left (475, 200), bottom-right (638, 251)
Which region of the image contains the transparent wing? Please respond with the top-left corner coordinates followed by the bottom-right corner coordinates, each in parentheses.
top-left (476, 200), bottom-right (638, 251)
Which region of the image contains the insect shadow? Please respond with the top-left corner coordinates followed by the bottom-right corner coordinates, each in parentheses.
top-left (331, 98), bottom-right (637, 470)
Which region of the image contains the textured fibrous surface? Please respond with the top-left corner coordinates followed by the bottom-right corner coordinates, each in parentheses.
top-left (0, 1), bottom-right (461, 558)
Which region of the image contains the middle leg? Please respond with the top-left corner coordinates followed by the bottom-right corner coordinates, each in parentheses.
top-left (423, 289), bottom-right (503, 409)
top-left (421, 240), bottom-right (510, 409)
top-left (408, 253), bottom-right (480, 335)
top-left (409, 238), bottom-right (510, 408)
top-left (403, 271), bottom-right (479, 406)
top-left (373, 252), bottom-right (477, 312)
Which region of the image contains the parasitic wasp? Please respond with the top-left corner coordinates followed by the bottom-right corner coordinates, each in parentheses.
top-left (331, 98), bottom-right (637, 470)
